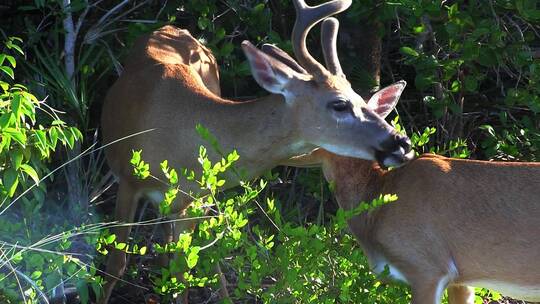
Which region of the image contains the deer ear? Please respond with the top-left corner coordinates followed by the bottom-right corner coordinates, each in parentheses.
top-left (367, 80), bottom-right (406, 118)
top-left (242, 41), bottom-right (297, 96)
top-left (261, 43), bottom-right (307, 74)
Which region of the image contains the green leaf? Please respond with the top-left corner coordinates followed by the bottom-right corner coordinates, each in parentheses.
top-left (11, 252), bottom-right (22, 263)
top-left (464, 76), bottom-right (478, 92)
top-left (51, 119), bottom-right (66, 126)
top-left (478, 48), bottom-right (498, 67)
top-left (30, 270), bottom-right (42, 280)
top-left (186, 247), bottom-right (200, 269)
top-left (11, 93), bottom-right (21, 119)
top-left (19, 164), bottom-right (39, 186)
top-left (76, 280), bottom-right (90, 304)
top-left (253, 3), bottom-right (265, 13)
top-left (399, 46), bottom-right (419, 57)
top-left (220, 42), bottom-right (234, 57)
top-left (70, 127), bottom-right (83, 141)
top-left (160, 160), bottom-right (169, 172)
top-left (413, 24), bottom-right (425, 34)
top-left (414, 74), bottom-right (434, 91)
top-left (131, 150), bottom-right (142, 165)
top-left (0, 80), bottom-right (8, 91)
top-left (105, 234), bottom-right (116, 244)
top-left (197, 17), bottom-right (209, 30)
top-left (4, 168), bottom-right (19, 197)
top-left (451, 80), bottom-right (461, 92)
top-left (10, 148), bottom-right (23, 170)
top-left (6, 42), bottom-right (23, 55)
top-left (5, 55), bottom-right (16, 68)
top-left (202, 159), bottom-right (211, 171)
top-left (169, 169), bottom-right (178, 184)
top-left (49, 127), bottom-right (59, 147)
top-left (215, 27), bottom-right (226, 40)
top-left (516, 0), bottom-right (540, 21)
top-left (0, 66), bottom-right (14, 79)
top-left (462, 40), bottom-right (480, 60)
top-left (0, 113), bottom-right (13, 128)
top-left (65, 131), bottom-right (75, 148)
top-left (4, 127), bottom-right (27, 146)
top-left (479, 125), bottom-right (496, 137)
top-left (35, 128), bottom-right (47, 145)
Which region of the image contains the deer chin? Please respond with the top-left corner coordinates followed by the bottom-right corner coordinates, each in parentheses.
top-left (318, 143), bottom-right (375, 161)
top-left (375, 149), bottom-right (415, 169)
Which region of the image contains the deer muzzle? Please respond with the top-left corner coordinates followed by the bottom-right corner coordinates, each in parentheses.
top-left (375, 133), bottom-right (414, 168)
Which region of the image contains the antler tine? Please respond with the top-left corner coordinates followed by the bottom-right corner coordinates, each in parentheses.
top-left (321, 17), bottom-right (344, 77)
top-left (292, 0), bottom-right (352, 74)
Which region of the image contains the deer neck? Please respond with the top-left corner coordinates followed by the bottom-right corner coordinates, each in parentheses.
top-left (213, 94), bottom-right (316, 176)
top-left (322, 156), bottom-right (383, 210)
top-left (321, 156), bottom-right (386, 252)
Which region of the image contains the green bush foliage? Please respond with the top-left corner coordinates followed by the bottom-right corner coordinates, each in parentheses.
top-left (127, 140), bottom-right (410, 303)
top-left (0, 37), bottom-right (81, 205)
top-left (0, 37), bottom-right (97, 303)
top-left (395, 1), bottom-right (540, 160)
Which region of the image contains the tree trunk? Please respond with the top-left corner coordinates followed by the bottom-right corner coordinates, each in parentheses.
top-left (351, 18), bottom-right (382, 94)
top-left (62, 0), bottom-right (87, 213)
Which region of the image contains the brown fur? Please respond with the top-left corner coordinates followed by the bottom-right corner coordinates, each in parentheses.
top-left (304, 150), bottom-right (540, 304)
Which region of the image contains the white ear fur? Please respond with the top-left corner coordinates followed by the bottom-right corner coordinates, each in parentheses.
top-left (242, 41), bottom-right (295, 95)
top-left (367, 80), bottom-right (407, 118)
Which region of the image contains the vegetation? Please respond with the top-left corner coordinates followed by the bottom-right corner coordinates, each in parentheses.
top-left (0, 0), bottom-right (538, 303)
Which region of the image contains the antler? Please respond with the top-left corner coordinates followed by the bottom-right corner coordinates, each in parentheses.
top-left (321, 17), bottom-right (344, 77)
top-left (292, 0), bottom-right (351, 75)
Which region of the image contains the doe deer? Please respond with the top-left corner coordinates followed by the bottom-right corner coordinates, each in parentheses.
top-left (100, 0), bottom-right (414, 302)
top-left (291, 133), bottom-right (540, 302)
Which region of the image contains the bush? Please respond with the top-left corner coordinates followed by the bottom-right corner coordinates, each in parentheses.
top-left (0, 37), bottom-right (100, 303)
top-left (125, 138), bottom-right (410, 303)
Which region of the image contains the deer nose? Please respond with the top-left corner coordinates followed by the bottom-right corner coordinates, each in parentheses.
top-left (397, 134), bottom-right (412, 153)
top-left (381, 133), bottom-right (411, 153)
top-left (375, 133), bottom-right (414, 168)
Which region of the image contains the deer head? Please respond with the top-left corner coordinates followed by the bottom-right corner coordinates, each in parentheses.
top-left (241, 0), bottom-right (413, 167)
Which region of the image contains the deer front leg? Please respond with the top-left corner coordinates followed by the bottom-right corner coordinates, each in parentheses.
top-left (410, 275), bottom-right (450, 304)
top-left (98, 181), bottom-right (139, 304)
top-left (447, 285), bottom-right (475, 304)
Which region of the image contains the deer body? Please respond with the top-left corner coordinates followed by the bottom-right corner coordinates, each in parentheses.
top-left (100, 1), bottom-right (414, 301)
top-left (312, 151), bottom-right (540, 303)
top-left (103, 50), bottom-right (303, 195)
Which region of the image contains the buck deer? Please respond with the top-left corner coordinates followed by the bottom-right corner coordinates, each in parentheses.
top-left (100, 0), bottom-right (414, 302)
top-left (291, 148), bottom-right (540, 302)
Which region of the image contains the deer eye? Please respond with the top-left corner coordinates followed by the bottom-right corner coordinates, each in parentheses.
top-left (329, 99), bottom-right (351, 112)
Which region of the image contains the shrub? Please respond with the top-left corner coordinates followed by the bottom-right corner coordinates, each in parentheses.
top-left (0, 37), bottom-right (98, 303)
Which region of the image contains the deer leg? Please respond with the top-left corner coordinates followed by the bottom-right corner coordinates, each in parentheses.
top-left (447, 285), bottom-right (475, 304)
top-left (98, 181), bottom-right (139, 304)
top-left (409, 275), bottom-right (449, 304)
